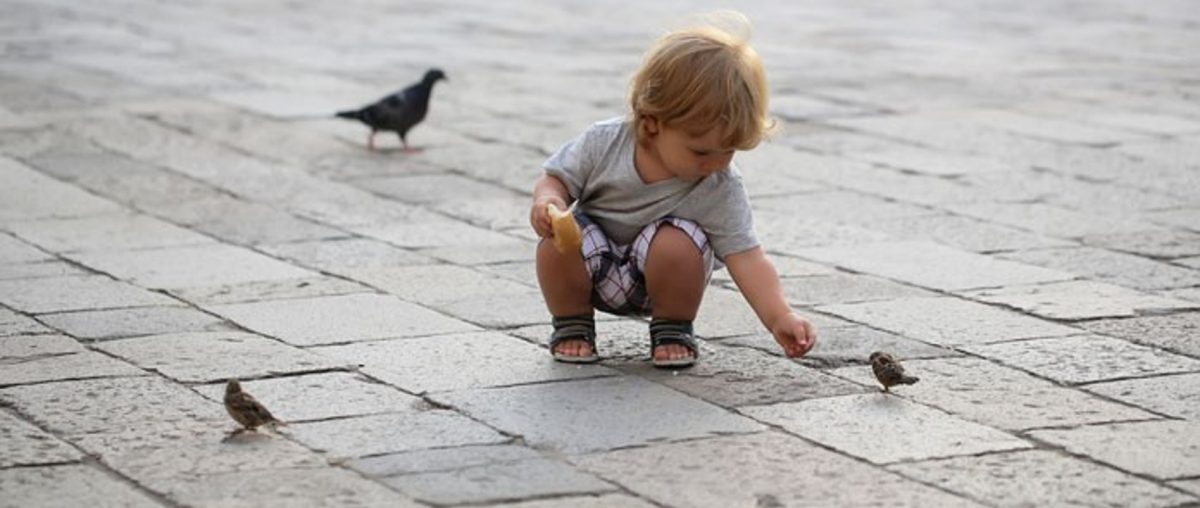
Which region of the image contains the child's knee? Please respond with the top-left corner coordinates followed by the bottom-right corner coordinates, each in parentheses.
top-left (649, 225), bottom-right (703, 264)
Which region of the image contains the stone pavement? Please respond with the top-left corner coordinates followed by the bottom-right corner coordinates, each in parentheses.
top-left (1, 0), bottom-right (1199, 506)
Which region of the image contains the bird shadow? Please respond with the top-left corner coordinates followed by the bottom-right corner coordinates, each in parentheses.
top-left (221, 430), bottom-right (274, 444)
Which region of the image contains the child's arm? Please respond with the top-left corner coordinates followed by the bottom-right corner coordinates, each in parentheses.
top-left (725, 247), bottom-right (816, 358)
top-left (530, 174), bottom-right (572, 238)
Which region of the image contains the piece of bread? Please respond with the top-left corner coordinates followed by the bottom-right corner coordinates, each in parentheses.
top-left (548, 203), bottom-right (582, 254)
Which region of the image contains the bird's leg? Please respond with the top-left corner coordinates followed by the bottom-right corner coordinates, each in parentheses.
top-left (882, 386), bottom-right (890, 393)
top-left (367, 131), bottom-right (376, 151)
top-left (400, 135), bottom-right (422, 154)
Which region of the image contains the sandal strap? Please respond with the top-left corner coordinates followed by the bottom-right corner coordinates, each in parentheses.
top-left (550, 315), bottom-right (596, 349)
top-left (649, 319), bottom-right (698, 355)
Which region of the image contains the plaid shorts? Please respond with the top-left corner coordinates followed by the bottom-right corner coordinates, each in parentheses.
top-left (577, 213), bottom-right (717, 316)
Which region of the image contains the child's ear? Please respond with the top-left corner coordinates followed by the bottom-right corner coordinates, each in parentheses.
top-left (642, 115), bottom-right (661, 137)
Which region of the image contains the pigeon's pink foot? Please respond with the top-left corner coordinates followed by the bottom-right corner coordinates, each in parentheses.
top-left (402, 147), bottom-right (424, 154)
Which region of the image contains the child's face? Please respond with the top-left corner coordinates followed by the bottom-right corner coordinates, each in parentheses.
top-left (653, 123), bottom-right (736, 182)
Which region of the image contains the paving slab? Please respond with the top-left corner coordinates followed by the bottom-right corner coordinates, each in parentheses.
top-left (383, 458), bottom-right (616, 506)
top-left (67, 244), bottom-right (316, 289)
top-left (999, 246), bottom-right (1200, 291)
top-left (0, 410), bottom-right (83, 467)
top-left (0, 464), bottom-right (162, 508)
top-left (1030, 420), bottom-right (1200, 480)
top-left (0, 309), bottom-right (52, 336)
top-left (0, 260), bottom-right (88, 280)
top-left (347, 444), bottom-right (542, 477)
top-left (831, 357), bottom-right (1154, 430)
top-left (797, 241), bottom-right (1075, 291)
top-left (0, 333), bottom-right (83, 358)
top-left (167, 276), bottom-right (372, 306)
top-left (1085, 373), bottom-right (1200, 420)
top-left (5, 213), bottom-right (214, 253)
top-left (723, 325), bottom-right (955, 369)
top-left (962, 280), bottom-right (1199, 320)
top-left (39, 306), bottom-right (232, 340)
top-left (740, 394), bottom-right (1031, 464)
top-left (0, 275), bottom-right (176, 314)
top-left (207, 293), bottom-right (479, 346)
top-left (865, 214), bottom-right (1076, 253)
top-left (779, 272), bottom-right (935, 306)
top-left (433, 376), bottom-right (764, 454)
top-left (0, 232), bottom-right (53, 263)
top-left (889, 450), bottom-right (1194, 508)
top-left (287, 411), bottom-right (508, 459)
top-left (259, 237), bottom-right (431, 274)
top-left (617, 343), bottom-right (867, 407)
top-left (962, 334), bottom-right (1200, 385)
top-left (496, 494), bottom-right (659, 508)
top-left (818, 296), bottom-right (1081, 345)
top-left (313, 331), bottom-right (612, 394)
top-left (1085, 229), bottom-right (1200, 259)
top-left (194, 372), bottom-right (422, 422)
top-left (157, 467), bottom-right (421, 508)
top-left (0, 350), bottom-right (144, 387)
top-left (97, 331), bottom-right (348, 383)
top-left (0, 156), bottom-right (122, 221)
top-left (574, 432), bottom-right (979, 507)
top-left (948, 202), bottom-right (1164, 239)
top-left (1080, 312), bottom-right (1200, 358)
top-left (1172, 479), bottom-right (1200, 497)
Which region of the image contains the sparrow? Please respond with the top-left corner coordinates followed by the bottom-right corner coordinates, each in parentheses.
top-left (335, 68), bottom-right (447, 151)
top-left (869, 351), bottom-right (919, 393)
top-left (224, 379), bottom-right (284, 434)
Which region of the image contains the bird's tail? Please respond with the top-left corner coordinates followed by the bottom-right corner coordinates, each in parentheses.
top-left (335, 109), bottom-right (363, 121)
top-left (900, 375), bottom-right (920, 385)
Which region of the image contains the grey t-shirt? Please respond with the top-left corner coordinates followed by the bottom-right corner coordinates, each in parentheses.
top-left (543, 117), bottom-right (758, 260)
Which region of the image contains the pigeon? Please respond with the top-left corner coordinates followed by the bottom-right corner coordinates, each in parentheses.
top-left (224, 379), bottom-right (284, 434)
top-left (335, 68), bottom-right (447, 151)
top-left (869, 351), bottom-right (919, 393)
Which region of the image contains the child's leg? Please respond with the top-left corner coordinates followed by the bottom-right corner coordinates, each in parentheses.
top-left (535, 238), bottom-right (594, 358)
top-left (643, 224), bottom-right (706, 363)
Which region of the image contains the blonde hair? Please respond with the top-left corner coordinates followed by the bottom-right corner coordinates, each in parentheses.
top-left (630, 11), bottom-right (773, 150)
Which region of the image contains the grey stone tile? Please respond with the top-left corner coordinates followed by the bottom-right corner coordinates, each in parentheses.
top-left (0, 260), bottom-right (88, 280)
top-left (818, 296), bottom-right (1081, 346)
top-left (496, 494), bottom-right (659, 508)
top-left (0, 308), bottom-right (52, 336)
top-left (27, 151), bottom-right (223, 207)
top-left (0, 410), bottom-right (83, 467)
top-left (0, 334), bottom-right (83, 358)
top-left (97, 331), bottom-right (347, 383)
top-left (723, 325), bottom-right (955, 369)
top-left (1085, 229), bottom-right (1200, 259)
top-left (0, 232), bottom-right (52, 263)
top-left (356, 219), bottom-right (522, 249)
top-left (477, 261), bottom-right (538, 285)
top-left (948, 202), bottom-right (1165, 239)
top-left (346, 264), bottom-right (534, 307)
top-left (0, 275), bottom-right (176, 314)
top-left (313, 332), bottom-right (611, 394)
top-left (962, 335), bottom-right (1200, 385)
top-left (433, 377), bottom-right (763, 454)
top-left (288, 411), bottom-right (508, 459)
top-left (0, 376), bottom-right (223, 438)
top-left (1086, 373), bottom-right (1200, 420)
top-left (889, 450), bottom-right (1193, 508)
top-left (189, 208), bottom-right (347, 246)
top-left (353, 173), bottom-right (523, 205)
top-left (208, 293), bottom-right (479, 346)
top-left (420, 239), bottom-right (537, 266)
top-left (434, 289), bottom-right (551, 327)
top-left (259, 237), bottom-right (430, 275)
top-left (384, 458), bottom-right (615, 506)
top-left (0, 465), bottom-right (161, 508)
top-left (1080, 313), bottom-right (1200, 358)
top-left (574, 432), bottom-right (978, 507)
top-left (39, 306), bottom-right (232, 341)
top-left (618, 344), bottom-right (868, 407)
top-left (999, 247), bottom-right (1200, 291)
top-left (67, 244), bottom-right (316, 289)
top-left (194, 372), bottom-right (421, 422)
top-left (962, 281), bottom-right (1199, 320)
top-left (1030, 420), bottom-right (1200, 480)
top-left (780, 272), bottom-right (936, 306)
top-left (167, 276), bottom-right (372, 306)
top-left (754, 190), bottom-right (936, 225)
top-left (0, 350), bottom-right (144, 387)
top-left (740, 394), bottom-right (1031, 464)
top-left (348, 444), bottom-right (541, 477)
top-left (832, 357), bottom-right (1155, 430)
top-left (0, 156), bottom-right (122, 221)
top-left (797, 241), bottom-right (1075, 291)
top-left (1143, 210), bottom-right (1200, 234)
top-left (866, 214), bottom-right (1076, 253)
top-left (158, 468), bottom-right (421, 508)
top-left (1175, 256), bottom-right (1200, 270)
top-left (756, 214), bottom-right (893, 253)
top-left (6, 214), bottom-right (214, 253)
top-left (963, 109), bottom-right (1147, 145)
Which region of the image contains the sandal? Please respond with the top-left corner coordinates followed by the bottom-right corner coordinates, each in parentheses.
top-left (549, 315), bottom-right (600, 364)
top-left (650, 319), bottom-right (699, 368)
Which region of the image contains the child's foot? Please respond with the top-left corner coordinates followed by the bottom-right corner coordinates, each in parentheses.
top-left (552, 339), bottom-right (595, 359)
top-left (649, 319), bottom-right (699, 368)
top-left (652, 343), bottom-right (695, 363)
top-left (549, 315), bottom-right (600, 363)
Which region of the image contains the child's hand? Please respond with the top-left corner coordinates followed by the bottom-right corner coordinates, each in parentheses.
top-left (530, 195), bottom-right (568, 238)
top-left (770, 313), bottom-right (816, 358)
